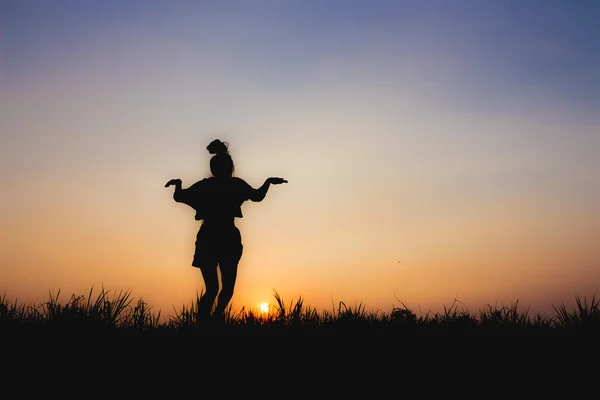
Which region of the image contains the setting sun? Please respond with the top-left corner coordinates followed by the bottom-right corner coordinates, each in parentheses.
top-left (259, 302), bottom-right (269, 314)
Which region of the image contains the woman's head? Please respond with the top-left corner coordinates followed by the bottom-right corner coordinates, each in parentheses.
top-left (207, 139), bottom-right (234, 178)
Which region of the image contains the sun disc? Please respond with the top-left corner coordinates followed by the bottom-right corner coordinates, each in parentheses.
top-left (259, 302), bottom-right (269, 314)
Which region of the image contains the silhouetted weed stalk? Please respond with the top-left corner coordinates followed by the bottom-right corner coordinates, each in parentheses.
top-left (1, 287), bottom-right (598, 335)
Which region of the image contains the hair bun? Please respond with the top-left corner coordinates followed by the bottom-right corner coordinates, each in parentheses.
top-left (207, 139), bottom-right (229, 155)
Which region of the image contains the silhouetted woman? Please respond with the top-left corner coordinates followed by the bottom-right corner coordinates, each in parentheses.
top-left (165, 139), bottom-right (287, 322)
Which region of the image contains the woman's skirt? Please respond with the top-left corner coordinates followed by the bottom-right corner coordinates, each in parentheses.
top-left (192, 222), bottom-right (243, 268)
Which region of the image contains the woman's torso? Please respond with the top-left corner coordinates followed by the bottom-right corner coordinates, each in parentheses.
top-left (193, 177), bottom-right (250, 225)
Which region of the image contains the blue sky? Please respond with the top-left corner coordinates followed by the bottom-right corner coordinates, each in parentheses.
top-left (3, 0), bottom-right (599, 116)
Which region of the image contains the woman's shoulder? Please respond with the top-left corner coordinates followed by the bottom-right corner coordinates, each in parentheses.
top-left (202, 177), bottom-right (215, 184)
top-left (231, 177), bottom-right (252, 189)
top-left (187, 177), bottom-right (213, 191)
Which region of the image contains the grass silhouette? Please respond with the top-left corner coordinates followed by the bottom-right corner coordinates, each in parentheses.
top-left (1, 286), bottom-right (598, 336)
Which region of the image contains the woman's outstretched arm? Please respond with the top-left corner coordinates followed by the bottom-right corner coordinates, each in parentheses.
top-left (248, 177), bottom-right (287, 202)
top-left (165, 178), bottom-right (199, 205)
top-left (165, 178), bottom-right (184, 200)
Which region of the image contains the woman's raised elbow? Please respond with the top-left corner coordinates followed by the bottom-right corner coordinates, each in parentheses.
top-left (249, 192), bottom-right (266, 202)
top-left (173, 190), bottom-right (186, 203)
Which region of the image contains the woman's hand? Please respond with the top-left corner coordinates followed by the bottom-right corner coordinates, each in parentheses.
top-left (267, 177), bottom-right (288, 185)
top-left (165, 178), bottom-right (182, 188)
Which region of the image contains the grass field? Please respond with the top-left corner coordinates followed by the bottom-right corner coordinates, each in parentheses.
top-left (1, 286), bottom-right (599, 336)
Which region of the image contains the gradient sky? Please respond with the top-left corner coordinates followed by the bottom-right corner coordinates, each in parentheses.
top-left (1, 0), bottom-right (599, 319)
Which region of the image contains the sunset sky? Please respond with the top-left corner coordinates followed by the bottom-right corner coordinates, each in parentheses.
top-left (1, 0), bottom-right (598, 319)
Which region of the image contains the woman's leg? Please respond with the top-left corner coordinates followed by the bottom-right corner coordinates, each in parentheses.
top-left (213, 258), bottom-right (239, 318)
top-left (193, 225), bottom-right (220, 321)
top-left (213, 228), bottom-right (243, 318)
top-left (197, 262), bottom-right (219, 320)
